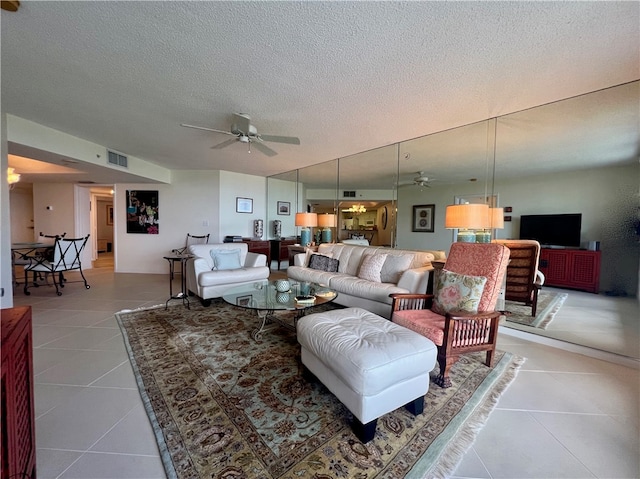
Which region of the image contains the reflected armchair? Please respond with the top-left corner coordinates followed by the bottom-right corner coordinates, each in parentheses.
top-left (493, 239), bottom-right (544, 316)
top-left (389, 242), bottom-right (510, 388)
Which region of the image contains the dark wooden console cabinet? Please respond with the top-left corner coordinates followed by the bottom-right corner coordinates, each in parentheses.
top-left (539, 248), bottom-right (601, 293)
top-left (270, 238), bottom-right (298, 270)
top-left (242, 239), bottom-right (271, 265)
top-left (1, 306), bottom-right (36, 479)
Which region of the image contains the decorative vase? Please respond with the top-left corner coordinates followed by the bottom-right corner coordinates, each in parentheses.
top-left (273, 220), bottom-right (282, 238)
top-left (275, 292), bottom-right (290, 303)
top-left (254, 219), bottom-right (263, 239)
top-left (275, 279), bottom-right (290, 292)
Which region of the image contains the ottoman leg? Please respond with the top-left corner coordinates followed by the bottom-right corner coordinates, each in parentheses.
top-left (352, 417), bottom-right (377, 444)
top-left (405, 396), bottom-right (424, 416)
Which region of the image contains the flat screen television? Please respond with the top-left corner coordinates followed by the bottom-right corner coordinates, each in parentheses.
top-left (519, 213), bottom-right (582, 248)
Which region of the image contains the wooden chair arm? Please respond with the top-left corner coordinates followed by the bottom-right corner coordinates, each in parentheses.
top-left (389, 293), bottom-right (433, 312)
top-left (445, 310), bottom-right (502, 321)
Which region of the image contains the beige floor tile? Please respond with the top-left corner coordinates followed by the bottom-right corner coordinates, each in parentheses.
top-left (58, 452), bottom-right (166, 479)
top-left (35, 350), bottom-right (129, 386)
top-left (35, 448), bottom-right (84, 479)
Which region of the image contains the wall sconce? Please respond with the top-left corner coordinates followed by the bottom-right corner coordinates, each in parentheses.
top-left (317, 214), bottom-right (336, 243)
top-left (7, 167), bottom-right (21, 189)
top-left (444, 204), bottom-right (490, 242)
top-left (295, 212), bottom-right (317, 246)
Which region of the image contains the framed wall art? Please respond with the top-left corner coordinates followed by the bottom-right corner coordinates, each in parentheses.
top-left (236, 197), bottom-right (253, 214)
top-left (412, 204), bottom-right (435, 232)
top-left (126, 190), bottom-right (159, 234)
top-left (277, 201), bottom-right (290, 215)
top-left (106, 205), bottom-right (114, 225)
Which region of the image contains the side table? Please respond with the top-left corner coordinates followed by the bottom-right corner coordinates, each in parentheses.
top-left (163, 254), bottom-right (192, 309)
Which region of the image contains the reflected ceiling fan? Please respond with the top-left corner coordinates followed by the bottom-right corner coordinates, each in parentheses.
top-left (181, 113), bottom-right (300, 157)
top-left (399, 171), bottom-right (436, 188)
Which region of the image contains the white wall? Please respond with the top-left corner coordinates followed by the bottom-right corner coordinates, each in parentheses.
top-left (397, 163), bottom-right (639, 295)
top-left (33, 183), bottom-right (77, 238)
top-left (9, 184), bottom-right (34, 243)
top-left (218, 170), bottom-right (267, 242)
top-left (1, 113), bottom-right (13, 308)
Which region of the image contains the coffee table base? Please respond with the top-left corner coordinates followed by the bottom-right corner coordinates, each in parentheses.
top-left (251, 308), bottom-right (308, 341)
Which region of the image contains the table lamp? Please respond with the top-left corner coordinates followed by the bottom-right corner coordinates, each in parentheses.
top-left (295, 212), bottom-right (317, 246)
top-left (445, 204), bottom-right (490, 242)
top-left (317, 214), bottom-right (336, 243)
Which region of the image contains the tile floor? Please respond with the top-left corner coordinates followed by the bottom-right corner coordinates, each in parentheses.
top-left (9, 262), bottom-right (640, 479)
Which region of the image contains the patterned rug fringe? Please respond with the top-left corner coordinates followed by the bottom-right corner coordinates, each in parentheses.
top-left (419, 353), bottom-right (526, 479)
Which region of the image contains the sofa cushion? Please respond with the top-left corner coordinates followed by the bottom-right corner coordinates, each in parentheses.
top-left (329, 274), bottom-right (407, 304)
top-left (198, 267), bottom-right (269, 287)
top-left (357, 253), bottom-right (388, 282)
top-left (308, 253), bottom-right (339, 272)
top-left (287, 265), bottom-right (340, 285)
top-left (380, 254), bottom-right (414, 283)
top-left (210, 248), bottom-right (242, 270)
top-left (432, 269), bottom-right (487, 315)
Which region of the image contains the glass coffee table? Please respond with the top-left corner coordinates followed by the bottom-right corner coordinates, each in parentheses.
top-left (222, 279), bottom-right (338, 341)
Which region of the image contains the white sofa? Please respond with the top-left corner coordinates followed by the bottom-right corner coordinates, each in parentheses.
top-left (287, 243), bottom-right (446, 318)
top-left (186, 243), bottom-right (270, 306)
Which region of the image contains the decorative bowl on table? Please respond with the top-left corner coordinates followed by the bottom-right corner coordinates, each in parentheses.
top-left (275, 279), bottom-right (291, 292)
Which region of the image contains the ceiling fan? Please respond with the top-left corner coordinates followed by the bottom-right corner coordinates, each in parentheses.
top-left (181, 113), bottom-right (300, 157)
top-left (399, 171), bottom-right (435, 188)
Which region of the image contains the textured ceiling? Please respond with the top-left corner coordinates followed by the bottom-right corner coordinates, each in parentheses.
top-left (2, 1), bottom-right (639, 184)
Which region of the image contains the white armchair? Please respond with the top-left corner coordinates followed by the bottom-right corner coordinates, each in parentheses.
top-left (186, 243), bottom-right (270, 306)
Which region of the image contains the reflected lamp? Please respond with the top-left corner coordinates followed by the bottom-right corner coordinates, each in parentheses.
top-left (317, 214), bottom-right (336, 243)
top-left (295, 212), bottom-right (317, 246)
top-left (445, 204), bottom-right (490, 242)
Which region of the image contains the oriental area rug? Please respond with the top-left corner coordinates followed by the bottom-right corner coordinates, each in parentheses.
top-left (115, 301), bottom-right (524, 479)
top-left (504, 291), bottom-right (568, 329)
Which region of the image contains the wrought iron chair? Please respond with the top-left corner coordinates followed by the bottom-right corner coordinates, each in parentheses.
top-left (389, 242), bottom-right (510, 388)
top-left (171, 234), bottom-right (210, 279)
top-left (13, 232), bottom-right (66, 287)
top-left (493, 239), bottom-right (544, 316)
top-left (172, 233), bottom-right (210, 255)
top-left (23, 235), bottom-right (90, 296)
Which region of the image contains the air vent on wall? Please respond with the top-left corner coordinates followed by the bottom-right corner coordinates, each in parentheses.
top-left (343, 191), bottom-right (356, 198)
top-left (107, 150), bottom-right (128, 168)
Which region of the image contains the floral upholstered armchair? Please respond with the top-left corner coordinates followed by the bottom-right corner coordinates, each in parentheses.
top-left (389, 242), bottom-right (510, 388)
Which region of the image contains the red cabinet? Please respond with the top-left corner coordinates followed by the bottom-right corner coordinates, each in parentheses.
top-left (1, 306), bottom-right (36, 479)
top-left (539, 249), bottom-right (601, 293)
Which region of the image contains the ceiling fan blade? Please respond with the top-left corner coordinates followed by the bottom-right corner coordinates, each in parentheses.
top-left (259, 134), bottom-right (301, 145)
top-left (181, 123), bottom-right (234, 136)
top-left (252, 141), bottom-right (278, 157)
top-left (232, 113), bottom-right (251, 135)
top-left (211, 138), bottom-right (238, 150)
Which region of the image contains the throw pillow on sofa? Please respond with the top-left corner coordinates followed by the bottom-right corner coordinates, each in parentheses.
top-left (380, 254), bottom-right (414, 283)
top-left (303, 248), bottom-right (333, 267)
top-left (432, 269), bottom-right (487, 315)
top-left (357, 253), bottom-right (388, 282)
top-left (210, 249), bottom-right (242, 270)
top-left (308, 253), bottom-right (340, 272)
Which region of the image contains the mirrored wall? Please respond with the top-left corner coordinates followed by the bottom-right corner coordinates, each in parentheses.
top-left (268, 81), bottom-right (639, 359)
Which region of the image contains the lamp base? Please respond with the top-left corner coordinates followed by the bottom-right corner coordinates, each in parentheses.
top-left (321, 228), bottom-right (332, 243)
top-left (300, 228), bottom-right (311, 247)
top-left (475, 231), bottom-right (491, 243)
top-left (457, 230), bottom-right (476, 243)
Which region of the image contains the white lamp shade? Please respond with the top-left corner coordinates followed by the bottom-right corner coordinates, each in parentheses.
top-left (489, 207), bottom-right (505, 229)
top-left (295, 212), bottom-right (318, 228)
top-left (445, 204), bottom-right (490, 229)
top-left (317, 214), bottom-right (335, 228)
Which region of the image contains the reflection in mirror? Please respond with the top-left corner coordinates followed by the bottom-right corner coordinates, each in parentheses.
top-left (397, 119), bottom-right (495, 252)
top-left (297, 159), bottom-right (339, 242)
top-left (267, 169), bottom-right (298, 239)
top-left (493, 81), bottom-right (639, 359)
top-left (336, 145), bottom-right (398, 246)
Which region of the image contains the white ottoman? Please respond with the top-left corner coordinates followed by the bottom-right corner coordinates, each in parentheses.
top-left (297, 307), bottom-right (437, 443)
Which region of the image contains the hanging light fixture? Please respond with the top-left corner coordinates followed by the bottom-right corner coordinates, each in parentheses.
top-left (346, 204), bottom-right (366, 215)
top-left (7, 167), bottom-right (21, 188)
